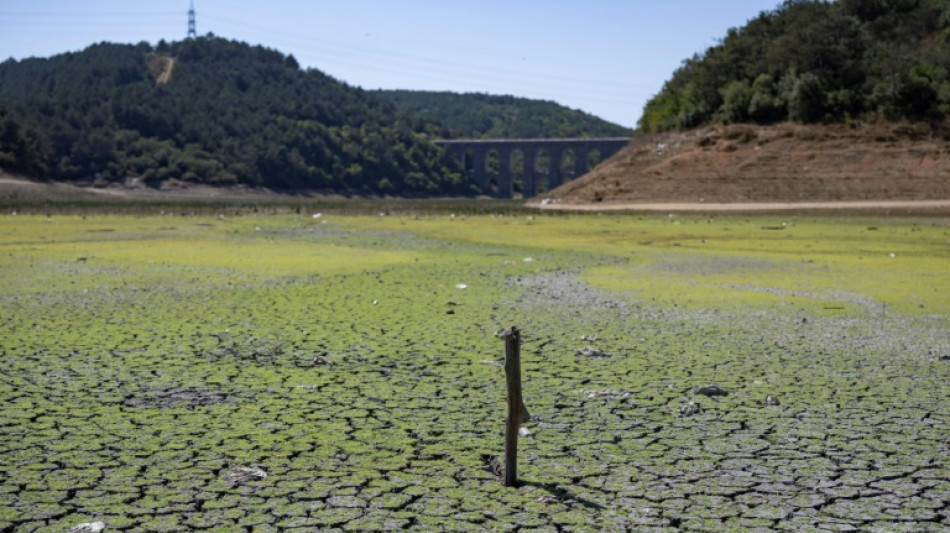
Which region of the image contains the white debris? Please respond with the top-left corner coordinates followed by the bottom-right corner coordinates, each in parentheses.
top-left (518, 427), bottom-right (531, 437)
top-left (680, 401), bottom-right (701, 416)
top-left (455, 283), bottom-right (468, 289)
top-left (889, 253), bottom-right (896, 258)
top-left (582, 389), bottom-right (629, 399)
top-left (540, 198), bottom-right (552, 205)
top-left (575, 346), bottom-right (608, 358)
top-left (69, 522), bottom-right (106, 532)
top-left (373, 299), bottom-right (379, 305)
top-left (523, 257), bottom-right (535, 262)
top-left (226, 466), bottom-right (267, 484)
top-left (312, 213), bottom-right (322, 218)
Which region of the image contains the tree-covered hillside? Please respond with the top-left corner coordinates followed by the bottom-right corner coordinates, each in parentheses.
top-left (0, 38), bottom-right (464, 193)
top-left (639, 0), bottom-right (950, 132)
top-left (374, 90), bottom-right (632, 139)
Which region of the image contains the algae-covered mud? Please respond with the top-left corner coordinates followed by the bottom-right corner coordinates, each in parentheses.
top-left (1, 212), bottom-right (949, 532)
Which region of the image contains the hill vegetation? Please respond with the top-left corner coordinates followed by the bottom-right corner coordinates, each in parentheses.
top-left (639, 0), bottom-right (950, 132)
top-left (374, 90), bottom-right (632, 139)
top-left (0, 38), bottom-right (466, 193)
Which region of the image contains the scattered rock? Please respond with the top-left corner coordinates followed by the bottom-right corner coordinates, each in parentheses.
top-left (575, 346), bottom-right (609, 358)
top-left (695, 385), bottom-right (729, 397)
top-left (69, 523), bottom-right (105, 533)
top-left (445, 309), bottom-right (455, 315)
top-left (765, 394), bottom-right (781, 406)
top-left (226, 466), bottom-right (267, 484)
top-left (481, 455), bottom-right (502, 478)
top-left (313, 355), bottom-right (330, 365)
top-left (537, 495), bottom-right (561, 504)
top-left (939, 354), bottom-right (950, 361)
top-left (680, 402), bottom-right (702, 416)
top-left (519, 427), bottom-right (531, 437)
top-left (446, 301), bottom-right (458, 306)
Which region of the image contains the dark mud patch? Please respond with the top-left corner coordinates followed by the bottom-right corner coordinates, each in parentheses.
top-left (124, 386), bottom-right (238, 409)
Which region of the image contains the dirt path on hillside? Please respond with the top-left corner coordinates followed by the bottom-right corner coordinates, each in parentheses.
top-left (535, 199), bottom-right (950, 213)
top-left (156, 57), bottom-right (175, 85)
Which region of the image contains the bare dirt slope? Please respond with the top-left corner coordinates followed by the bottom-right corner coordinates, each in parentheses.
top-left (548, 122), bottom-right (950, 206)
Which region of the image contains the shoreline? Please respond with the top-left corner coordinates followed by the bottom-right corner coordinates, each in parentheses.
top-left (533, 199), bottom-right (950, 213)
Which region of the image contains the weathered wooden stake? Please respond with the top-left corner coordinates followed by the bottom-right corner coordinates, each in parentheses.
top-left (504, 326), bottom-right (529, 487)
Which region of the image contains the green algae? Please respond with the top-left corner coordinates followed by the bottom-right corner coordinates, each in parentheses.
top-left (0, 212), bottom-right (948, 531)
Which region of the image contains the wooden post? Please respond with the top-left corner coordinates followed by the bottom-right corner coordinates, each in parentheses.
top-left (504, 326), bottom-right (529, 487)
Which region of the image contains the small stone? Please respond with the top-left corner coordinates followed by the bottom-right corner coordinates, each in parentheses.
top-left (575, 346), bottom-right (608, 358)
top-left (69, 523), bottom-right (105, 533)
top-left (226, 466), bottom-right (267, 484)
top-left (939, 354), bottom-right (950, 361)
top-left (445, 309), bottom-right (455, 315)
top-left (518, 427), bottom-right (531, 437)
top-left (695, 385), bottom-right (729, 397)
top-left (765, 395), bottom-right (780, 406)
top-left (313, 355), bottom-right (330, 365)
top-left (681, 402), bottom-right (701, 416)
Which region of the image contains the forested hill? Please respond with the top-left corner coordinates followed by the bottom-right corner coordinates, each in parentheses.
top-left (639, 0), bottom-right (950, 132)
top-left (374, 90), bottom-right (633, 139)
top-left (0, 38), bottom-right (465, 193)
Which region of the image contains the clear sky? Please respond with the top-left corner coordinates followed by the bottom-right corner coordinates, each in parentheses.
top-left (1, 1), bottom-right (781, 129)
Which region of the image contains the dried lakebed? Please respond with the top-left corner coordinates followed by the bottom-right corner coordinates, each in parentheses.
top-left (1, 213), bottom-right (950, 532)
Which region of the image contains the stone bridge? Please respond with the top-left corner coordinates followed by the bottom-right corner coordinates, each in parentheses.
top-left (434, 138), bottom-right (631, 198)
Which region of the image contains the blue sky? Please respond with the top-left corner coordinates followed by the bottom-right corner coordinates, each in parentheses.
top-left (1, 1), bottom-right (780, 129)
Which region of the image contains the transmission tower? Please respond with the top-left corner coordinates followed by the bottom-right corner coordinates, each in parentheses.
top-left (187, 1), bottom-right (197, 39)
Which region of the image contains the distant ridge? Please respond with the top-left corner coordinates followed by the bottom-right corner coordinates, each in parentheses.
top-left (374, 90), bottom-right (632, 139)
top-left (0, 38), bottom-right (629, 194)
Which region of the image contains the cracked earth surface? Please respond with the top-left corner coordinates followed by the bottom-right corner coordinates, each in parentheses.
top-left (1, 214), bottom-right (949, 532)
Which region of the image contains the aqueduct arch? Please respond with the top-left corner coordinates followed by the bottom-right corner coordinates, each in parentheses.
top-left (434, 137), bottom-right (631, 198)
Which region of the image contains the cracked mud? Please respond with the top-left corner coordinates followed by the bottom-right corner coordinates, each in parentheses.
top-left (1, 213), bottom-right (949, 532)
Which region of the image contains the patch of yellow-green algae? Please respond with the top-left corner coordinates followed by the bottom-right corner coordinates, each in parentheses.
top-left (338, 213), bottom-right (950, 314)
top-left (0, 215), bottom-right (418, 284)
top-left (1, 211), bottom-right (950, 531)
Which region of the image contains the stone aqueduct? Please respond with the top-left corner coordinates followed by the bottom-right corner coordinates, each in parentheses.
top-left (434, 138), bottom-right (631, 198)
